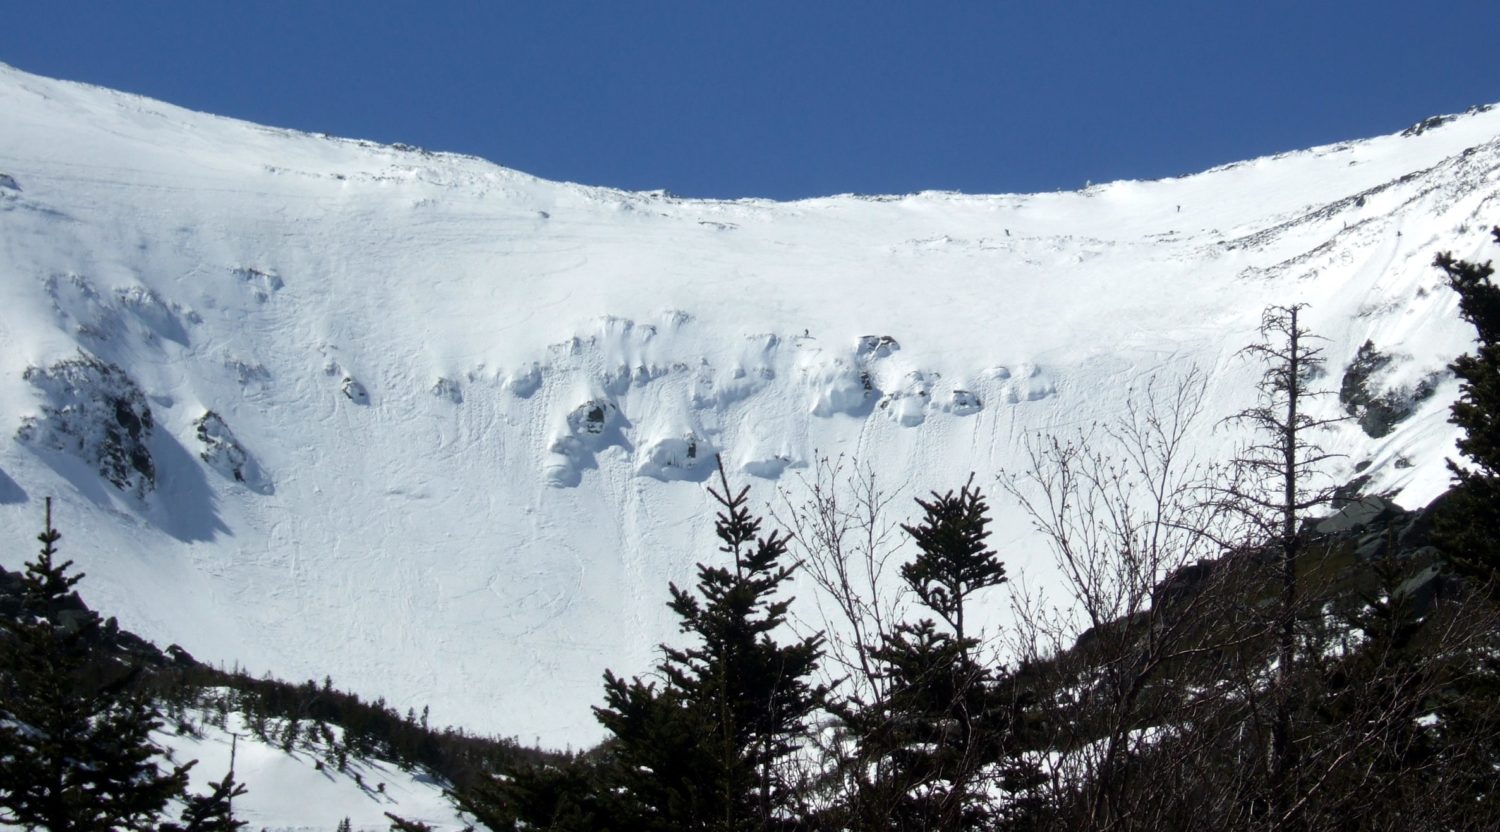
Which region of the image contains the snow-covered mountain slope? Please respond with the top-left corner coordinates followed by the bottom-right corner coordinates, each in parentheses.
top-left (155, 710), bottom-right (472, 831)
top-left (1, 62), bottom-right (1497, 747)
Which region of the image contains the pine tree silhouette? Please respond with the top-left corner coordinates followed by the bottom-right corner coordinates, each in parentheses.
top-left (837, 478), bottom-right (1038, 831)
top-left (1434, 226), bottom-right (1500, 602)
top-left (899, 476), bottom-right (1007, 647)
top-left (166, 771), bottom-right (248, 832)
top-left (0, 498), bottom-right (190, 830)
top-left (592, 456), bottom-right (827, 831)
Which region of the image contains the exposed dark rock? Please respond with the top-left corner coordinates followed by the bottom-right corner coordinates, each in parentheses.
top-left (566, 398), bottom-right (617, 438)
top-left (233, 265), bottom-right (284, 302)
top-left (17, 355), bottom-right (156, 496)
top-left (1340, 340), bottom-right (1391, 421)
top-left (1397, 106), bottom-right (1489, 137)
top-left (193, 410), bottom-right (268, 492)
top-left (432, 377), bottom-right (463, 403)
top-left (949, 389), bottom-right (983, 416)
top-left (1397, 488), bottom-right (1454, 550)
top-left (1393, 562), bottom-right (1445, 610)
top-left (166, 643), bottom-right (197, 667)
top-left (0, 563), bottom-right (165, 668)
top-left (341, 376), bottom-right (369, 404)
top-left (855, 334), bottom-right (901, 358)
top-left (1331, 474), bottom-right (1373, 508)
top-left (1315, 494), bottom-right (1400, 535)
top-left (1402, 114), bottom-right (1454, 137)
top-left (1152, 559), bottom-right (1217, 610)
top-left (1339, 340), bottom-right (1441, 438)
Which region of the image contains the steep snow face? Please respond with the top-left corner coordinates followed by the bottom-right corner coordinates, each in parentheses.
top-left (0, 63), bottom-right (1497, 746)
top-left (154, 711), bottom-right (472, 831)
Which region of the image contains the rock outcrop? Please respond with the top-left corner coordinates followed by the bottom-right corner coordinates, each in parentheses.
top-left (1339, 340), bottom-right (1441, 438)
top-left (17, 355), bottom-right (156, 497)
top-left (194, 410), bottom-right (270, 493)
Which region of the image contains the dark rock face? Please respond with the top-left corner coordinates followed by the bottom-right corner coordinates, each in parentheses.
top-left (194, 410), bottom-right (267, 491)
top-left (1139, 489), bottom-right (1462, 656)
top-left (1314, 494), bottom-right (1402, 535)
top-left (1398, 106), bottom-right (1491, 137)
top-left (1331, 474), bottom-right (1373, 508)
top-left (546, 398), bottom-right (625, 487)
top-left (566, 399), bottom-right (617, 438)
top-left (17, 355), bottom-right (156, 496)
top-left (1402, 114), bottom-right (1455, 137)
top-left (432, 377), bottom-right (463, 404)
top-left (949, 388), bottom-right (983, 416)
top-left (856, 334), bottom-right (901, 358)
top-left (196, 413), bottom-right (246, 485)
top-left (1339, 340), bottom-right (1440, 438)
top-left (341, 376), bottom-right (369, 404)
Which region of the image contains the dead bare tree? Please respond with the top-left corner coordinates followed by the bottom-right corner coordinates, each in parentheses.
top-left (776, 455), bottom-right (912, 703)
top-left (1216, 304), bottom-right (1345, 829)
top-left (772, 455), bottom-right (914, 822)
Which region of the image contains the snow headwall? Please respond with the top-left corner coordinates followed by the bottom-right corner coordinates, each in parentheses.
top-left (1, 63), bottom-right (1497, 745)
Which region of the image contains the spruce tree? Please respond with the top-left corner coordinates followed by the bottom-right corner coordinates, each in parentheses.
top-left (166, 771), bottom-right (248, 832)
top-left (837, 479), bottom-right (1037, 831)
top-left (590, 457), bottom-right (827, 831)
top-left (1434, 226), bottom-right (1500, 602)
top-left (455, 751), bottom-right (620, 832)
top-left (1430, 226), bottom-right (1500, 826)
top-left (898, 476), bottom-right (1006, 648)
top-left (0, 498), bottom-right (190, 830)
top-left (838, 620), bottom-right (1000, 831)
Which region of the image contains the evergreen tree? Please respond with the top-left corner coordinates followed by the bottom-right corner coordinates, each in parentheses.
top-left (589, 457), bottom-right (828, 831)
top-left (1303, 551), bottom-right (1438, 829)
top-left (1428, 225), bottom-right (1500, 826)
top-left (898, 476), bottom-right (1007, 648)
top-left (1434, 226), bottom-right (1500, 602)
top-left (837, 621), bottom-right (998, 831)
top-left (166, 771), bottom-right (248, 832)
top-left (454, 751), bottom-right (621, 832)
top-left (0, 498), bottom-right (190, 830)
top-left (836, 479), bottom-right (1038, 831)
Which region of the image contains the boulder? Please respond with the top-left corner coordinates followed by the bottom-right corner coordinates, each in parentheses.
top-left (341, 376), bottom-right (369, 404)
top-left (194, 410), bottom-right (269, 492)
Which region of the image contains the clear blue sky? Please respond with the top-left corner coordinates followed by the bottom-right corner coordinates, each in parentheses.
top-left (2, 2), bottom-right (1496, 200)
